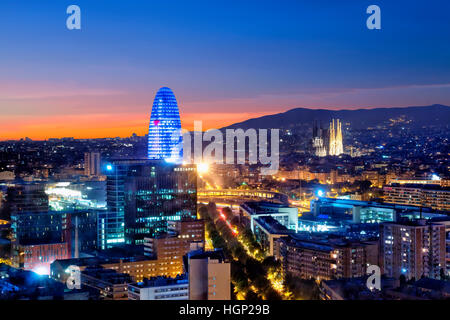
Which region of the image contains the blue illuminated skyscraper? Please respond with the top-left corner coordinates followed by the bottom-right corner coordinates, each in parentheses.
top-left (100, 159), bottom-right (197, 248)
top-left (148, 87), bottom-right (182, 162)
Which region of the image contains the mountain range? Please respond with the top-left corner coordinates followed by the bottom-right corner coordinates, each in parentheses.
top-left (223, 104), bottom-right (450, 130)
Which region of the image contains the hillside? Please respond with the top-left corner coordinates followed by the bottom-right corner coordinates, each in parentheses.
top-left (223, 104), bottom-right (450, 130)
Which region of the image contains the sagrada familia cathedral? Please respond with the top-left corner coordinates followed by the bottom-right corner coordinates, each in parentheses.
top-left (311, 119), bottom-right (344, 157)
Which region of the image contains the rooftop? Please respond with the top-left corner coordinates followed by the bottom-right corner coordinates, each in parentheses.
top-left (82, 267), bottom-right (132, 284)
top-left (254, 216), bottom-right (294, 235)
top-left (241, 201), bottom-right (293, 215)
top-left (285, 234), bottom-right (373, 251)
top-left (387, 183), bottom-right (450, 192)
top-left (132, 274), bottom-right (188, 288)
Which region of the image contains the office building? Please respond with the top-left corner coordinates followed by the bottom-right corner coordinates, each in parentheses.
top-left (11, 211), bottom-right (70, 245)
top-left (277, 236), bottom-right (378, 281)
top-left (167, 218), bottom-right (205, 241)
top-left (12, 209), bottom-right (98, 263)
top-left (128, 274), bottom-right (188, 300)
top-left (81, 266), bottom-right (132, 300)
top-left (310, 197), bottom-right (446, 225)
top-left (7, 183), bottom-right (49, 214)
top-left (68, 210), bottom-right (98, 257)
top-left (142, 219), bottom-right (204, 278)
top-left (9, 184), bottom-right (56, 245)
top-left (147, 87), bottom-right (183, 162)
top-left (389, 177), bottom-right (441, 186)
top-left (384, 184), bottom-right (450, 212)
top-left (186, 250), bottom-right (231, 300)
top-left (0, 264), bottom-right (67, 300)
top-left (0, 171), bottom-right (15, 181)
top-left (438, 220), bottom-right (450, 276)
top-left (8, 184), bottom-right (73, 274)
top-left (144, 219), bottom-right (204, 260)
top-left (12, 242), bottom-right (71, 275)
top-left (380, 220), bottom-right (446, 280)
top-left (84, 152), bottom-right (101, 177)
top-left (253, 216), bottom-right (294, 256)
top-left (143, 236), bottom-right (203, 276)
top-left (100, 159), bottom-right (197, 249)
top-left (51, 248), bottom-right (188, 284)
top-left (239, 201), bottom-right (298, 232)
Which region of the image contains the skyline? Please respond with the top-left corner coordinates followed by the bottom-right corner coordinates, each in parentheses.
top-left (1, 0), bottom-right (449, 305)
top-left (2, 103), bottom-right (448, 141)
top-left (1, 0), bottom-right (450, 140)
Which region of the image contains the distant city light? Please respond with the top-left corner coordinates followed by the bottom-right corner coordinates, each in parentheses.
top-left (106, 164), bottom-right (113, 171)
top-left (45, 187), bottom-right (82, 198)
top-left (197, 163), bottom-right (209, 174)
top-left (431, 174), bottom-right (440, 181)
top-left (55, 182), bottom-right (70, 187)
top-left (32, 265), bottom-right (49, 276)
top-left (316, 189), bottom-right (325, 197)
top-left (164, 157), bottom-right (179, 164)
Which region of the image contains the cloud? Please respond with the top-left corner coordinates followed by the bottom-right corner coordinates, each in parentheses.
top-left (0, 81), bottom-right (125, 101)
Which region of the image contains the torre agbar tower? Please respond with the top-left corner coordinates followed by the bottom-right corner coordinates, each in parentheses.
top-left (147, 87), bottom-right (183, 162)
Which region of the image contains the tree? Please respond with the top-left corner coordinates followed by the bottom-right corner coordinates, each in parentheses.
top-left (284, 273), bottom-right (320, 300)
top-left (198, 206), bottom-right (209, 220)
top-left (231, 216), bottom-right (240, 225)
top-left (440, 268), bottom-right (447, 281)
top-left (399, 274), bottom-right (407, 288)
top-left (253, 276), bottom-right (270, 292)
top-left (231, 262), bottom-right (249, 291)
top-left (205, 201), bottom-right (286, 301)
top-left (210, 231), bottom-right (226, 249)
top-left (245, 258), bottom-right (264, 281)
top-left (356, 180), bottom-right (372, 192)
top-left (262, 256), bottom-right (280, 272)
top-left (222, 207), bottom-right (233, 218)
top-left (231, 245), bottom-right (247, 263)
top-left (245, 289), bottom-right (259, 300)
top-left (207, 202), bottom-right (218, 220)
top-left (264, 288), bottom-right (282, 300)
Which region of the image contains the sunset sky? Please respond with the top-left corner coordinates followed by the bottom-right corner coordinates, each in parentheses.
top-left (1, 0), bottom-right (449, 140)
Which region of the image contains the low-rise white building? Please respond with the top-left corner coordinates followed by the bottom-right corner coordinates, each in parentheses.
top-left (128, 275), bottom-right (188, 300)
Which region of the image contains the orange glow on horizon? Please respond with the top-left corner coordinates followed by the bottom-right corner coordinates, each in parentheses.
top-left (0, 111), bottom-right (271, 141)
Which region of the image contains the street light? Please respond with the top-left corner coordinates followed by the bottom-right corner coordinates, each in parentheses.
top-left (197, 163), bottom-right (209, 174)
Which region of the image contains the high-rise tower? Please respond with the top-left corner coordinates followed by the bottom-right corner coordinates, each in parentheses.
top-left (335, 119), bottom-right (344, 155)
top-left (311, 121), bottom-right (327, 157)
top-left (101, 159), bottom-right (197, 249)
top-left (147, 87), bottom-right (183, 162)
top-left (329, 119), bottom-right (344, 156)
top-left (84, 152), bottom-right (101, 176)
top-left (329, 120), bottom-right (336, 156)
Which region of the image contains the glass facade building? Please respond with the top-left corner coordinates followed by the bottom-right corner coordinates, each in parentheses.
top-left (101, 160), bottom-right (197, 249)
top-left (147, 87), bottom-right (183, 162)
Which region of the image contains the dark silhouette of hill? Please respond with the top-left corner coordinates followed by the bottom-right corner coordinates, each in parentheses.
top-left (223, 104), bottom-right (450, 130)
